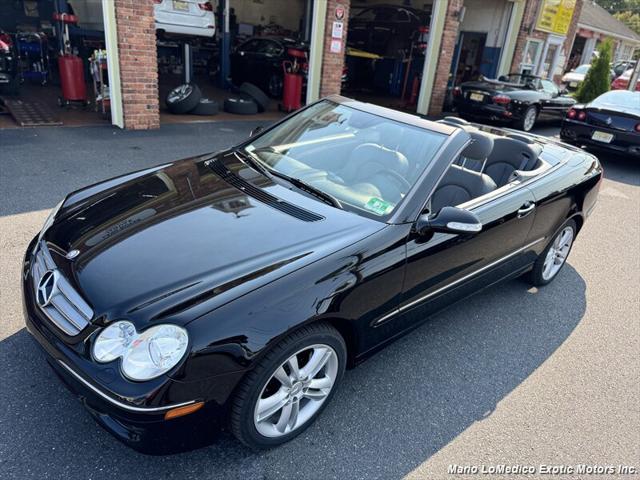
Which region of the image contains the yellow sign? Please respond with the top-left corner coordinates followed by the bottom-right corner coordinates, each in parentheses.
top-left (536, 0), bottom-right (577, 36)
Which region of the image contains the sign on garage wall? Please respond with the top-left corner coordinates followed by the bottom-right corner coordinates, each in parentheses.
top-left (536, 0), bottom-right (577, 36)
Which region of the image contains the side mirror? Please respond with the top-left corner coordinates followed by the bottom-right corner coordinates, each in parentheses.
top-left (249, 126), bottom-right (263, 137)
top-left (416, 206), bottom-right (482, 235)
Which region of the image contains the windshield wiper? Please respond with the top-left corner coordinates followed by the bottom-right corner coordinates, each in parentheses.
top-left (281, 175), bottom-right (343, 209)
top-left (238, 150), bottom-right (342, 209)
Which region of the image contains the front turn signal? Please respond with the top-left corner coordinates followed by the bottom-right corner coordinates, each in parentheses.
top-left (164, 401), bottom-right (204, 421)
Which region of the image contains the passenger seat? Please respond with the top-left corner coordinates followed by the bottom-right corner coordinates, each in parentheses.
top-left (483, 137), bottom-right (542, 187)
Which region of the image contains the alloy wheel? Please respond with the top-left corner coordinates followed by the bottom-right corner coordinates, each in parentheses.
top-left (168, 84), bottom-right (192, 104)
top-left (542, 226), bottom-right (574, 280)
top-left (253, 344), bottom-right (338, 438)
top-left (523, 107), bottom-right (537, 131)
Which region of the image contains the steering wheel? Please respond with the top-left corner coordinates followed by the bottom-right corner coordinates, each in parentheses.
top-left (374, 169), bottom-right (411, 192)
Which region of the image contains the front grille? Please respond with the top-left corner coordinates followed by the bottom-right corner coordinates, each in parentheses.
top-left (32, 242), bottom-right (93, 336)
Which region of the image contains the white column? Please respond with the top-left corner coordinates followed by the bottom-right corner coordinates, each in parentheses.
top-left (101, 0), bottom-right (123, 128)
top-left (497, 0), bottom-right (526, 77)
top-left (306, 0), bottom-right (328, 104)
top-left (416, 0), bottom-right (449, 115)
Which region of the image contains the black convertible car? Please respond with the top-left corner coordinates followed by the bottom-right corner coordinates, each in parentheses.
top-left (23, 97), bottom-right (601, 453)
top-left (560, 90), bottom-right (640, 157)
top-left (454, 74), bottom-right (576, 132)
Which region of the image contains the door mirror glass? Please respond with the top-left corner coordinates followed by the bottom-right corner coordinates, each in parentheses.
top-left (249, 126), bottom-right (263, 137)
top-left (416, 206), bottom-right (482, 235)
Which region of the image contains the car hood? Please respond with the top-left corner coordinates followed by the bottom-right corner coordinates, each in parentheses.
top-left (44, 151), bottom-right (385, 326)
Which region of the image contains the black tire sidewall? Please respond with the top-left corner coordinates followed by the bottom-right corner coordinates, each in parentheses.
top-left (223, 96), bottom-right (259, 115)
top-left (239, 82), bottom-right (270, 111)
top-left (529, 219), bottom-right (577, 286)
top-left (191, 98), bottom-right (219, 115)
top-left (166, 84), bottom-right (202, 114)
top-left (232, 325), bottom-right (346, 449)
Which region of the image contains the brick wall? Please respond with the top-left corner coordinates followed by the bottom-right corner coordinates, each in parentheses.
top-left (510, 0), bottom-right (584, 76)
top-left (114, 0), bottom-right (160, 130)
top-left (319, 0), bottom-right (350, 97)
top-left (428, 0), bottom-right (463, 116)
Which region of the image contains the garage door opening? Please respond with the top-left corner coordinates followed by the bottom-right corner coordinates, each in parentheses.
top-left (0, 0), bottom-right (111, 129)
top-left (159, 0), bottom-right (315, 124)
top-left (341, 1), bottom-right (433, 113)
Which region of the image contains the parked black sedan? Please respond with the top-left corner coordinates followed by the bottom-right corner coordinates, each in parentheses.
top-left (23, 97), bottom-right (601, 453)
top-left (560, 90), bottom-right (640, 157)
top-left (230, 37), bottom-right (307, 98)
top-left (454, 73), bottom-right (576, 132)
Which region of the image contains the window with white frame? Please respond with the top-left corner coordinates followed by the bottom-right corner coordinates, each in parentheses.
top-left (520, 39), bottom-right (543, 75)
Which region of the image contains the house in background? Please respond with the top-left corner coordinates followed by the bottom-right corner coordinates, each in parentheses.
top-left (568, 0), bottom-right (640, 69)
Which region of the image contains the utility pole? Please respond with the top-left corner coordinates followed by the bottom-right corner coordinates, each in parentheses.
top-left (629, 48), bottom-right (640, 91)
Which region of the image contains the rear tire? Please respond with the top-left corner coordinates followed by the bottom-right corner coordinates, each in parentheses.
top-left (515, 105), bottom-right (538, 132)
top-left (230, 322), bottom-right (346, 450)
top-left (528, 219), bottom-right (577, 286)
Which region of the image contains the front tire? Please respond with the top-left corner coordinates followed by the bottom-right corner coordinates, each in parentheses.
top-left (528, 219), bottom-right (577, 286)
top-left (230, 322), bottom-right (346, 449)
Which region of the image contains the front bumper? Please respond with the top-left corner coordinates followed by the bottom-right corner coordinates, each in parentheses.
top-left (22, 237), bottom-right (231, 454)
top-left (560, 120), bottom-right (640, 157)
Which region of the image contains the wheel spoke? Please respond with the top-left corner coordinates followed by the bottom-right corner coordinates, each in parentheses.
top-left (287, 400), bottom-right (299, 431)
top-left (301, 347), bottom-right (332, 380)
top-left (304, 388), bottom-right (329, 401)
top-left (308, 375), bottom-right (333, 390)
top-left (256, 389), bottom-right (288, 423)
top-left (287, 355), bottom-right (301, 381)
top-left (275, 402), bottom-right (293, 433)
top-left (274, 366), bottom-right (292, 387)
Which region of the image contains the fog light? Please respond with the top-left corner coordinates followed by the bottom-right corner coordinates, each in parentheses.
top-left (164, 401), bottom-right (204, 420)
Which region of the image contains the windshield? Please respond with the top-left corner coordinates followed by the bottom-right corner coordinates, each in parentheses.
top-left (244, 100), bottom-right (447, 220)
top-left (574, 65), bottom-right (590, 74)
top-left (591, 91), bottom-right (640, 114)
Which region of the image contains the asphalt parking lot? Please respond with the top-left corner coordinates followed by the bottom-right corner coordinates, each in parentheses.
top-left (0, 120), bottom-right (638, 480)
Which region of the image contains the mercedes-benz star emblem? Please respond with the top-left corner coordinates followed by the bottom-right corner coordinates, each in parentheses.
top-left (605, 117), bottom-right (612, 125)
top-left (37, 270), bottom-right (57, 307)
top-left (66, 249), bottom-right (80, 260)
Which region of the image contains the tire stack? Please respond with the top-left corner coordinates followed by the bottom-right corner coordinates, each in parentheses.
top-left (165, 84), bottom-right (219, 116)
top-left (223, 83), bottom-right (270, 115)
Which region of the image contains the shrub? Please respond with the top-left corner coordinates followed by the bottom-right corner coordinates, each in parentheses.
top-left (575, 39), bottom-right (613, 103)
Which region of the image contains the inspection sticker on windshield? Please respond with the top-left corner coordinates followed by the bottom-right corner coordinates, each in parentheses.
top-left (365, 198), bottom-right (393, 216)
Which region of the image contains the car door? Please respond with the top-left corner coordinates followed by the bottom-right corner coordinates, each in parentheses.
top-left (393, 181), bottom-right (538, 327)
top-left (539, 80), bottom-right (573, 120)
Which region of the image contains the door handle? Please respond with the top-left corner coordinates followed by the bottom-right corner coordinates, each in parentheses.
top-left (517, 202), bottom-right (536, 218)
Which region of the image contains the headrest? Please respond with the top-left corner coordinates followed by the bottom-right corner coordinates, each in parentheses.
top-left (461, 131), bottom-right (494, 160)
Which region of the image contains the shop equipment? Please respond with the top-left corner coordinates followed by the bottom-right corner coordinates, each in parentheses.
top-left (16, 32), bottom-right (50, 85)
top-left (280, 47), bottom-right (306, 112)
top-left (90, 49), bottom-right (109, 118)
top-left (53, 12), bottom-right (88, 107)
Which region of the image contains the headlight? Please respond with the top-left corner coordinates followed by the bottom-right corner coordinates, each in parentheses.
top-left (93, 321), bottom-right (189, 381)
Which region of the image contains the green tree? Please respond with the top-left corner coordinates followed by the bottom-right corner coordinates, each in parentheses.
top-left (613, 11), bottom-right (640, 35)
top-left (575, 39), bottom-right (614, 103)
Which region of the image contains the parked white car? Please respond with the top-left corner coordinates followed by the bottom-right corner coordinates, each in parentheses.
top-left (561, 64), bottom-right (590, 90)
top-left (154, 0), bottom-right (215, 37)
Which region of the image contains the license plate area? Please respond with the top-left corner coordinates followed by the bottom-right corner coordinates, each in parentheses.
top-left (591, 131), bottom-right (614, 143)
top-left (173, 0), bottom-right (189, 11)
top-left (469, 92), bottom-right (484, 102)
